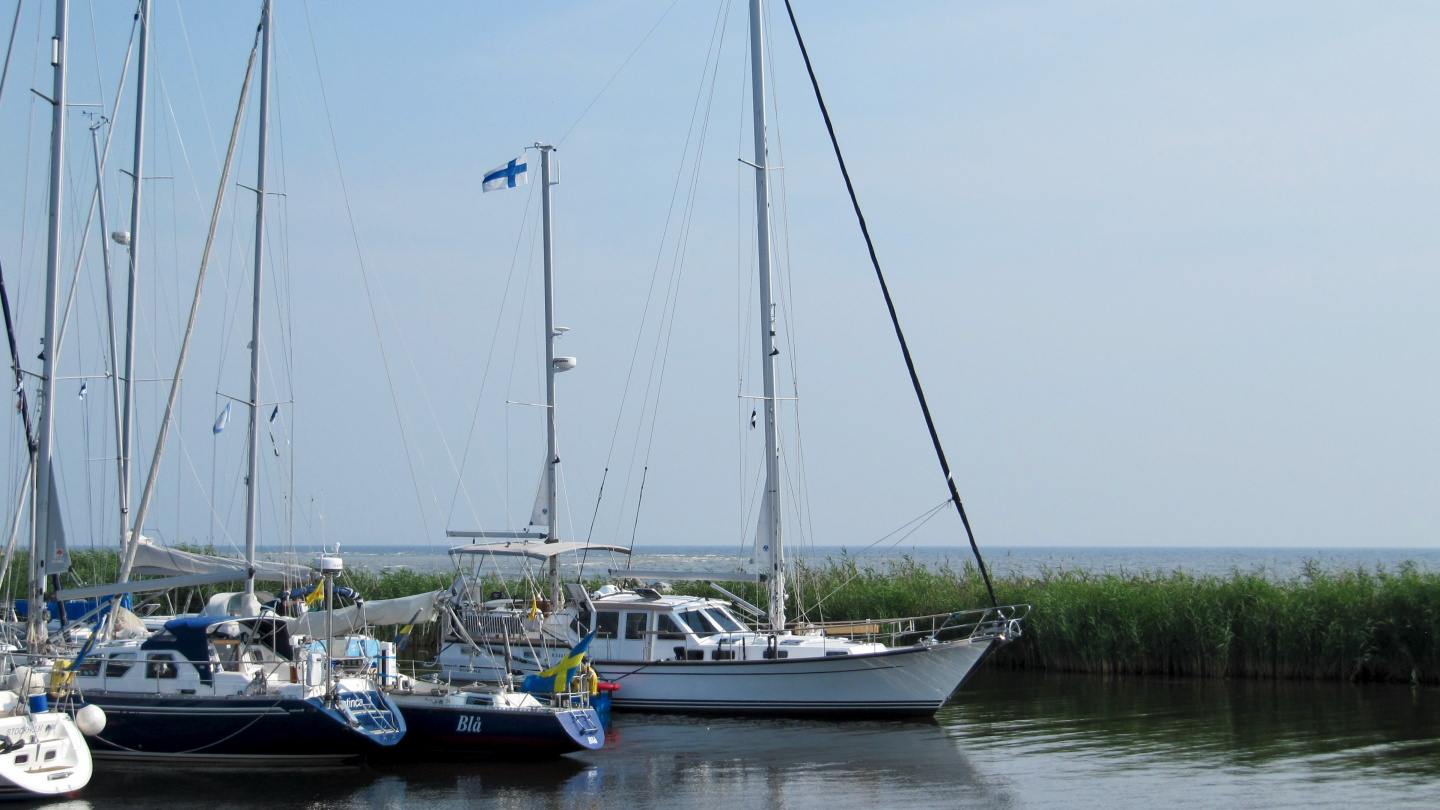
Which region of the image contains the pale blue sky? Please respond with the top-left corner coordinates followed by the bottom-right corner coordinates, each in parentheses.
top-left (1, 0), bottom-right (1437, 557)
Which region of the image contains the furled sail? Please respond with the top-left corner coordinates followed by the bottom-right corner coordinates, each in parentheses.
top-left (292, 589), bottom-right (443, 637)
top-left (131, 540), bottom-right (310, 583)
top-left (42, 468), bottom-right (69, 575)
top-left (529, 458), bottom-right (552, 527)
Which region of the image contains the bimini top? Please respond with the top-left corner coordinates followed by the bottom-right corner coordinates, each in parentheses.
top-left (448, 540), bottom-right (632, 561)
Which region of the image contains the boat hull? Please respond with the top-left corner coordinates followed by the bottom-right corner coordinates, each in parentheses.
top-left (0, 711), bottom-right (92, 797)
top-left (387, 697), bottom-right (603, 757)
top-left (595, 637), bottom-right (995, 716)
top-left (57, 691), bottom-right (405, 764)
top-left (444, 636), bottom-right (995, 717)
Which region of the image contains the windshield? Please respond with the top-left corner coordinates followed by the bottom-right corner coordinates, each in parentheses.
top-left (677, 610), bottom-right (718, 636)
top-left (707, 607), bottom-right (746, 633)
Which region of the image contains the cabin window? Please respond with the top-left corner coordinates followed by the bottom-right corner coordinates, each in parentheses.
top-left (624, 612), bottom-right (649, 640)
top-left (104, 653), bottom-right (136, 678)
top-left (655, 614), bottom-right (687, 640)
top-left (708, 608), bottom-right (745, 633)
top-left (595, 611), bottom-right (620, 639)
top-left (74, 656), bottom-right (102, 677)
top-left (146, 653), bottom-right (178, 679)
top-left (213, 639), bottom-right (243, 672)
top-left (679, 610), bottom-right (719, 636)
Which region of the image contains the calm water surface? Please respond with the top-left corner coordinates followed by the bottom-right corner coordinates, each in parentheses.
top-left (49, 670), bottom-right (1440, 809)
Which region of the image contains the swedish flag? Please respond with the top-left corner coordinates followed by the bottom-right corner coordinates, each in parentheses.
top-left (522, 633), bottom-right (595, 694)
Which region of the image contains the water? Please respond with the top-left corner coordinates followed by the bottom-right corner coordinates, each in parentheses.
top-left (60, 670), bottom-right (1440, 808)
top-left (282, 544), bottom-right (1440, 580)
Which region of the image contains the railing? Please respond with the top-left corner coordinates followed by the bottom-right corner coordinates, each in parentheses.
top-left (463, 611), bottom-right (529, 640)
top-left (789, 603), bottom-right (1030, 647)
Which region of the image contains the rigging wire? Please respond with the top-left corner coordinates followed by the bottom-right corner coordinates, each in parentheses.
top-left (604, 0), bottom-right (735, 554)
top-left (0, 0), bottom-right (23, 112)
top-left (761, 0), bottom-right (823, 617)
top-left (556, 0), bottom-right (681, 147)
top-left (445, 177), bottom-right (539, 533)
top-left (585, 1), bottom-right (733, 552)
top-left (800, 498), bottom-right (953, 618)
top-left (299, 0), bottom-right (433, 543)
top-left (781, 0), bottom-right (997, 606)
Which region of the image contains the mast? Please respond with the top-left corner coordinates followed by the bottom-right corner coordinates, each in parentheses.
top-left (31, 0), bottom-right (69, 651)
top-left (244, 0), bottom-right (274, 596)
top-left (114, 7), bottom-right (263, 595)
top-left (747, 0), bottom-right (785, 633)
top-left (119, 0), bottom-right (149, 565)
top-left (538, 143), bottom-right (561, 608)
top-left (91, 119), bottom-right (125, 511)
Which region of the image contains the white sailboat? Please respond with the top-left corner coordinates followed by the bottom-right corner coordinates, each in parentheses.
top-left (435, 0), bottom-right (1027, 717)
top-left (0, 0), bottom-right (102, 792)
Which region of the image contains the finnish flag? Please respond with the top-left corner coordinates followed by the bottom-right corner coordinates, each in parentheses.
top-left (483, 155), bottom-right (528, 192)
top-left (213, 402), bottom-right (231, 435)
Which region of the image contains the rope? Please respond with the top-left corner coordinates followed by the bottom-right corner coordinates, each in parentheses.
top-left (780, 0), bottom-right (997, 606)
top-left (77, 693), bottom-right (287, 755)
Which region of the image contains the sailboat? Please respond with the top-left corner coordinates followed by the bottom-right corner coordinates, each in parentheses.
top-left (33, 0), bottom-right (404, 761)
top-left (434, 1), bottom-right (1027, 717)
top-left (0, 0), bottom-right (117, 794)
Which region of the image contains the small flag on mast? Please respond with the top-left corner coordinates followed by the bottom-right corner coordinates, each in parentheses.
top-left (213, 402), bottom-right (231, 434)
top-left (483, 155), bottom-right (528, 192)
top-left (77, 382), bottom-right (86, 402)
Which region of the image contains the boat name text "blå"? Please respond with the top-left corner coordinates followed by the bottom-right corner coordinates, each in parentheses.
top-left (456, 715), bottom-right (483, 734)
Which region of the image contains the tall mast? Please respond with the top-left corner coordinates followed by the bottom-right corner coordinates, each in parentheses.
top-left (91, 120), bottom-right (125, 515)
top-left (538, 143), bottom-right (561, 607)
top-left (31, 0), bottom-right (69, 651)
top-left (244, 0), bottom-right (274, 596)
top-left (748, 0), bottom-right (785, 633)
top-left (119, 0), bottom-right (149, 560)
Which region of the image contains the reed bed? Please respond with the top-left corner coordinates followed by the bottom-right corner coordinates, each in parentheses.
top-left (13, 549), bottom-right (1440, 682)
top-left (745, 555), bottom-right (1440, 684)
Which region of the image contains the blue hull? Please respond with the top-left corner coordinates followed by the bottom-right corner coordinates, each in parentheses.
top-left (389, 702), bottom-right (604, 757)
top-left (59, 691), bottom-right (405, 763)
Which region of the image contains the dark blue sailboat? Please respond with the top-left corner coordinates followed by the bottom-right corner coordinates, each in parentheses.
top-left (386, 685), bottom-right (602, 758)
top-left (58, 616), bottom-right (404, 764)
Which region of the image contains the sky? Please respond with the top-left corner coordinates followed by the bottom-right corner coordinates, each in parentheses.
top-left (0, 0), bottom-right (1437, 559)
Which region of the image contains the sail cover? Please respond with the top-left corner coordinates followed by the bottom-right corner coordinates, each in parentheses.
top-left (292, 589), bottom-right (443, 637)
top-left (131, 540), bottom-right (311, 584)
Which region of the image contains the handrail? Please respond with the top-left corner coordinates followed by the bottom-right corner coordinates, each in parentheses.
top-left (789, 603), bottom-right (1030, 647)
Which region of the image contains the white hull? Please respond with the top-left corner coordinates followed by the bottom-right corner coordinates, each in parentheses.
top-left (0, 711), bottom-right (92, 797)
top-left (595, 637), bottom-right (993, 716)
top-left (443, 637), bottom-right (994, 717)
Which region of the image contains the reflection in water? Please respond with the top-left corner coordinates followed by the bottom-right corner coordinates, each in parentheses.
top-left (23, 671), bottom-right (1440, 809)
top-left (947, 670), bottom-right (1440, 808)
